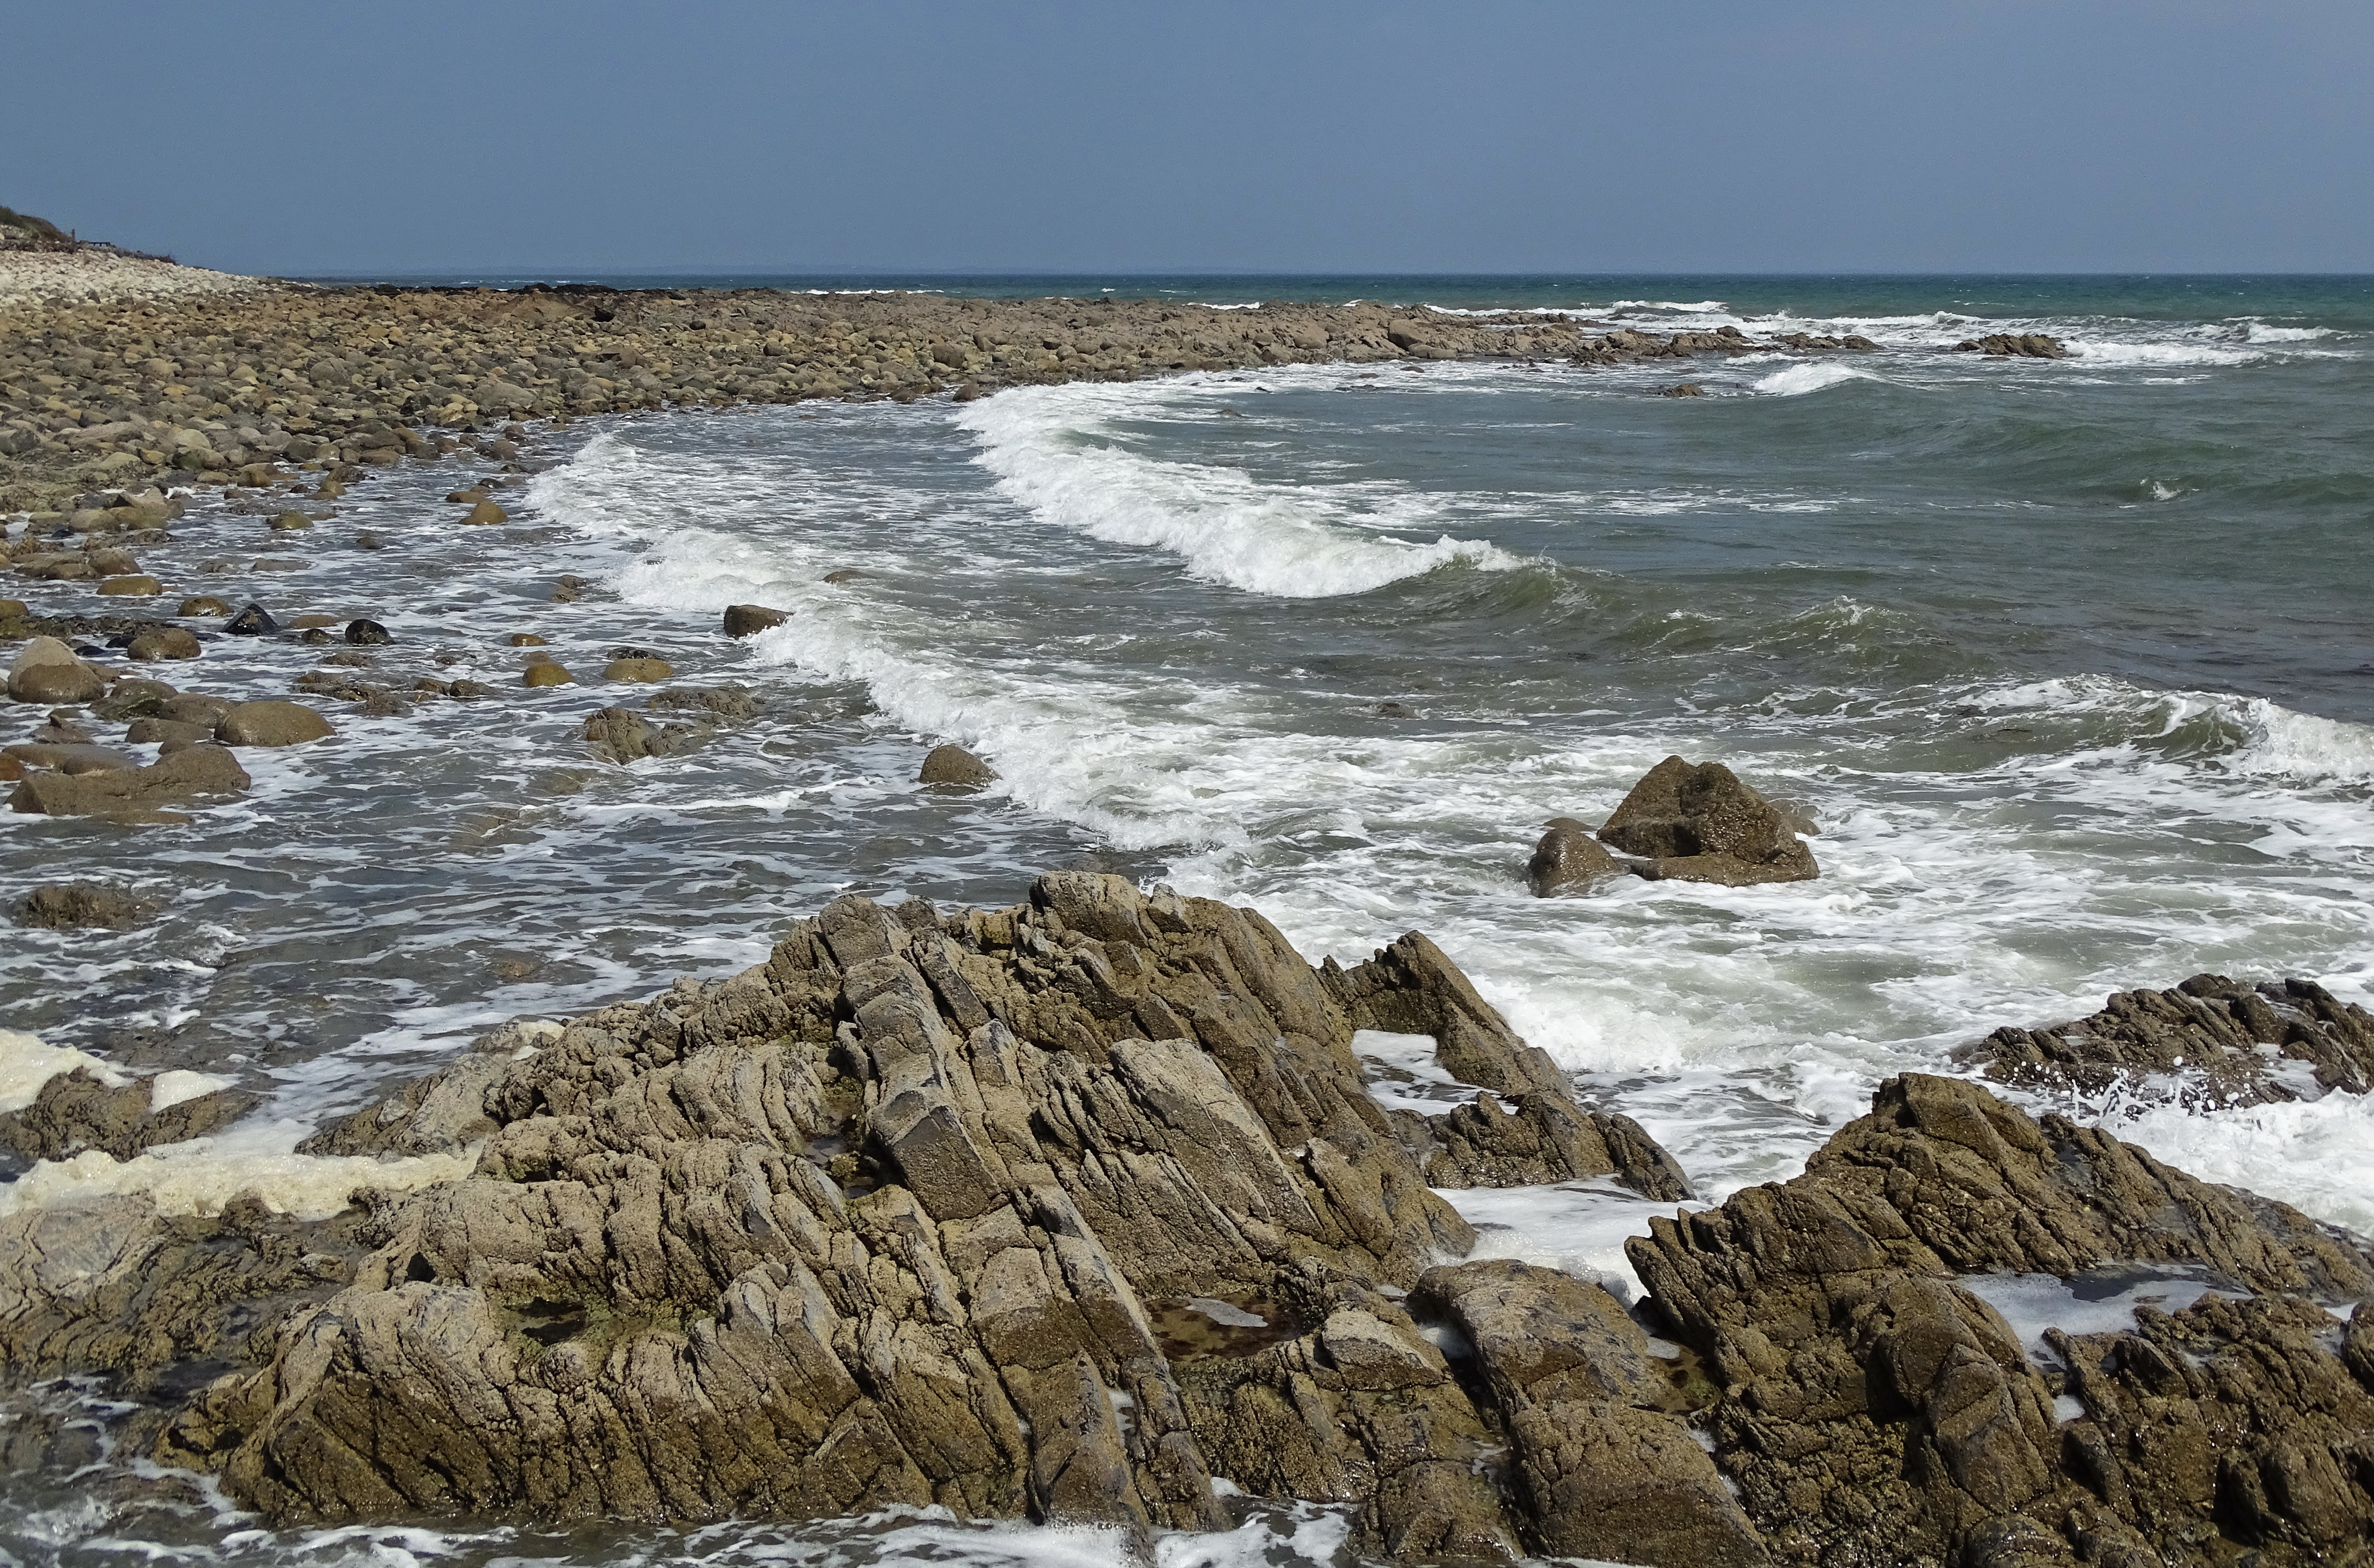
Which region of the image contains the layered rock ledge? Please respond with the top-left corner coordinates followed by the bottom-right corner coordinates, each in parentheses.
top-left (2, 877), bottom-right (2368, 1568)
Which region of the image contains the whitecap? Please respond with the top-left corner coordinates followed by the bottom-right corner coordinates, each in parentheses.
top-left (1752, 362), bottom-right (1883, 396)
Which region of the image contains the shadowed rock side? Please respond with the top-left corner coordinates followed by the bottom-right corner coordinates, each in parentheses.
top-left (1628, 1073), bottom-right (2374, 1568)
top-left (0, 873), bottom-right (1712, 1563)
top-left (1958, 972), bottom-right (2374, 1107)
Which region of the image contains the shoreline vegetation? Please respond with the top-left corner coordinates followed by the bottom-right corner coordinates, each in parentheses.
top-left (7, 238), bottom-right (2372, 1566)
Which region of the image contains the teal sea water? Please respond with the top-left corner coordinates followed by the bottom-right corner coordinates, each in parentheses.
top-left (4, 274), bottom-right (2371, 1566)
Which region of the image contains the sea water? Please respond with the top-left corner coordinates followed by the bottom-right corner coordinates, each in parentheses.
top-left (3, 274), bottom-right (2370, 1565)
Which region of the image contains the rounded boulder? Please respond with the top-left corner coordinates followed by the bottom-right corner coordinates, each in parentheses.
top-left (216, 700), bottom-right (336, 747)
top-left (127, 628), bottom-right (203, 662)
top-left (603, 657), bottom-right (675, 683)
top-left (918, 743), bottom-right (998, 788)
top-left (97, 575), bottom-right (164, 597)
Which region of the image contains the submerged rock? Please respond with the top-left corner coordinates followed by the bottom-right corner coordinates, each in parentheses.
top-left (13, 882), bottom-right (155, 929)
top-left (1597, 756), bottom-right (1818, 886)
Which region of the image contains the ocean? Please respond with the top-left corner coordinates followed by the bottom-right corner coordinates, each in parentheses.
top-left (4, 273), bottom-right (2371, 1566)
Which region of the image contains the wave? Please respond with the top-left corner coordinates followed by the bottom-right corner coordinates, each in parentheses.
top-left (1752, 362), bottom-right (1884, 396)
top-left (956, 383), bottom-right (1521, 597)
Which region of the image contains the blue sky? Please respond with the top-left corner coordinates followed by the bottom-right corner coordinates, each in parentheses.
top-left (6, 0), bottom-right (2368, 275)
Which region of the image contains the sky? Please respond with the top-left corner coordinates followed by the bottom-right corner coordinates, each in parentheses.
top-left (5, 0), bottom-right (2370, 277)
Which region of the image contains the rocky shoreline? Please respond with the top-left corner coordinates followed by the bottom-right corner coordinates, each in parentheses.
top-left (0, 877), bottom-right (2368, 1566)
top-left (2, 257), bottom-right (1890, 516)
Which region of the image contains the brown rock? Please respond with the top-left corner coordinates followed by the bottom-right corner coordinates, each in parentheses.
top-left (128, 627), bottom-right (203, 661)
top-left (522, 662), bottom-right (575, 688)
top-left (13, 882), bottom-right (156, 929)
top-left (97, 575), bottom-right (164, 596)
top-left (508, 633), bottom-right (547, 647)
top-left (1526, 817), bottom-right (1621, 895)
top-left (723, 602), bottom-right (790, 637)
top-left (178, 595), bottom-right (234, 618)
top-left (2, 742), bottom-right (138, 775)
top-left (602, 656), bottom-right (674, 683)
top-left (918, 742), bottom-right (997, 786)
top-left (464, 500), bottom-right (508, 525)
top-left (1598, 756), bottom-right (1818, 885)
top-left (7, 638), bottom-right (105, 705)
top-left (215, 700), bottom-right (335, 746)
top-left (9, 743), bottom-right (250, 817)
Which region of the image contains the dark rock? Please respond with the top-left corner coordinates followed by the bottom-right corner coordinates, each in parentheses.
top-left (343, 619), bottom-right (393, 646)
top-left (14, 882), bottom-right (156, 929)
top-left (223, 603), bottom-right (279, 636)
top-left (723, 603), bottom-right (790, 638)
top-left (1658, 383), bottom-right (1707, 397)
top-left (1954, 333), bottom-right (2070, 359)
top-left (1375, 701), bottom-right (1415, 718)
top-left (919, 742), bottom-right (997, 786)
top-left (644, 684), bottom-right (757, 722)
top-left (1957, 972), bottom-right (2374, 1106)
top-left (1597, 756), bottom-right (1818, 885)
top-left (1526, 817), bottom-right (1621, 896)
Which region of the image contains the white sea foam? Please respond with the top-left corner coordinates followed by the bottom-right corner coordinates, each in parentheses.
top-left (0, 1027), bottom-right (131, 1114)
top-left (0, 1121), bottom-right (479, 1222)
top-left (1752, 361), bottom-right (1882, 396)
top-left (1436, 1181), bottom-right (1700, 1303)
top-left (149, 1068), bottom-right (236, 1113)
top-left (957, 383), bottom-right (1520, 597)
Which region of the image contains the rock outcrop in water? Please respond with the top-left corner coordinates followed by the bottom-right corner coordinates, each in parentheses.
top-left (1958, 973), bottom-right (2374, 1107)
top-left (1596, 755), bottom-right (1820, 886)
top-left (1631, 1072), bottom-right (2374, 1568)
top-left (4, 881), bottom-right (2372, 1566)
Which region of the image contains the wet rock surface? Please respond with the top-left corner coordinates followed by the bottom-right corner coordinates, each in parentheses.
top-left (1959, 972), bottom-right (2374, 1106)
top-left (0, 874), bottom-right (1729, 1560)
top-left (0, 879), bottom-right (2367, 1562)
top-left (1628, 1072), bottom-right (2374, 1568)
top-left (1597, 755), bottom-right (1820, 886)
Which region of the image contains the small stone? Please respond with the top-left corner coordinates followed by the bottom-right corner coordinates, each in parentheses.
top-left (344, 619), bottom-right (393, 646)
top-left (918, 743), bottom-right (997, 787)
top-left (464, 500), bottom-right (508, 525)
top-left (97, 575), bottom-right (164, 597)
top-left (523, 663), bottom-right (576, 688)
top-left (603, 657), bottom-right (674, 683)
top-left (178, 595), bottom-right (233, 618)
top-left (269, 511), bottom-right (313, 531)
top-left (508, 633), bottom-right (547, 647)
top-left (216, 701), bottom-right (336, 746)
top-left (224, 604), bottom-right (280, 636)
top-left (723, 603), bottom-right (790, 638)
top-left (127, 628), bottom-right (202, 662)
top-left (822, 569), bottom-right (863, 584)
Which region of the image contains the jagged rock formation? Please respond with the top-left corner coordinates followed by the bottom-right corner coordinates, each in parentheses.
top-left (0, 875), bottom-right (1696, 1561)
top-left (1596, 755), bottom-right (1819, 886)
top-left (1629, 1073), bottom-right (2374, 1568)
top-left (8, 885), bottom-right (2372, 1565)
top-left (1959, 973), bottom-right (2374, 1105)
top-left (0, 1067), bottom-right (250, 1165)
